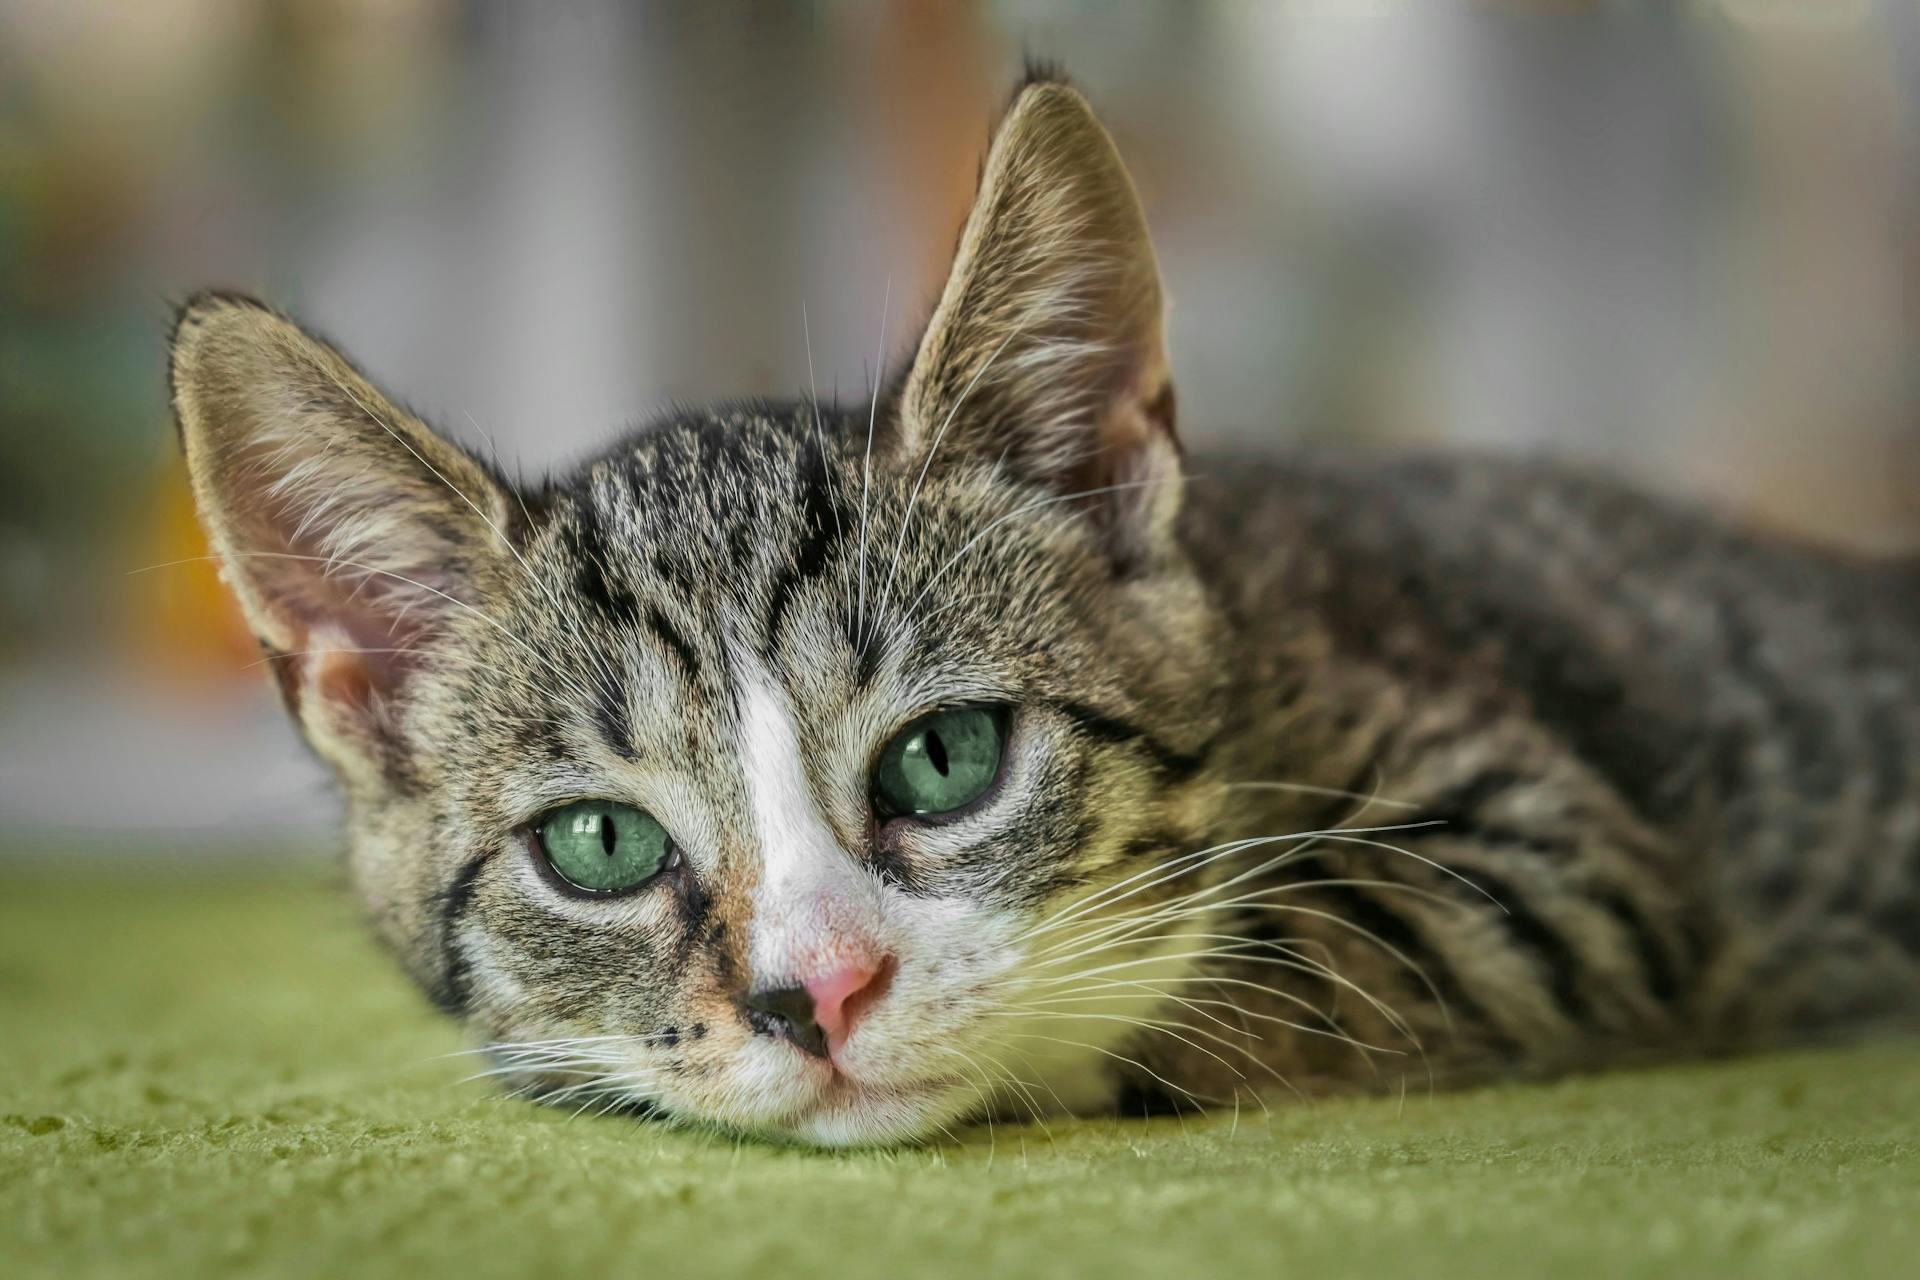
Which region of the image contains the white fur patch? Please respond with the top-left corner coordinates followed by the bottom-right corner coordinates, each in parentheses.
top-left (732, 654), bottom-right (880, 986)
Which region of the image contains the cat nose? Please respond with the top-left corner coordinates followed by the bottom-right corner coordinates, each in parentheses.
top-left (741, 958), bottom-right (893, 1059)
top-left (803, 958), bottom-right (891, 1048)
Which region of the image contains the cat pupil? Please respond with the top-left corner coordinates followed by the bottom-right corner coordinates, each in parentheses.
top-left (599, 813), bottom-right (616, 857)
top-left (925, 730), bottom-right (950, 776)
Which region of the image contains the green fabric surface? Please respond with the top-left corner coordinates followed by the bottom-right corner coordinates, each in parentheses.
top-left (3, 859), bottom-right (1916, 1279)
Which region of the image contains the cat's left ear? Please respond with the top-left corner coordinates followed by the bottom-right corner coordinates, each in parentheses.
top-left (898, 74), bottom-right (1179, 571)
top-left (170, 292), bottom-right (523, 783)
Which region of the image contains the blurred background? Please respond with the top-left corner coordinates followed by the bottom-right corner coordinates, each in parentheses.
top-left (2, 0), bottom-right (1918, 853)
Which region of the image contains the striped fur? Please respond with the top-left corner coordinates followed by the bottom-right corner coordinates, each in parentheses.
top-left (170, 73), bottom-right (1920, 1145)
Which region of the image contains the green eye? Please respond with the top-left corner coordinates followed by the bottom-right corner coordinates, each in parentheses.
top-left (873, 707), bottom-right (1008, 819)
top-left (536, 800), bottom-right (672, 894)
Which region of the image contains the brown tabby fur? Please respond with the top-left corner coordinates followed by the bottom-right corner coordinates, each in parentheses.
top-left (170, 71), bottom-right (1920, 1144)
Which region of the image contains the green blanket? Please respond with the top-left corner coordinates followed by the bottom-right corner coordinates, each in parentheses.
top-left (4, 859), bottom-right (1915, 1279)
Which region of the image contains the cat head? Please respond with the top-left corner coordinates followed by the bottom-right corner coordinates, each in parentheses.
top-left (172, 75), bottom-right (1229, 1144)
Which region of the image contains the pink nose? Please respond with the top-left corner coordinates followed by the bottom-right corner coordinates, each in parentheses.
top-left (802, 957), bottom-right (892, 1049)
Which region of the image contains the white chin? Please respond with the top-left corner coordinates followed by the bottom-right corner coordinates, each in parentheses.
top-left (776, 1080), bottom-right (974, 1147)
top-left (675, 1037), bottom-right (977, 1145)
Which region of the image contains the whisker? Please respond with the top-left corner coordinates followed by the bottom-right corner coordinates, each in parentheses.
top-left (1012, 930), bottom-right (1422, 1051)
top-left (1030, 873), bottom-right (1465, 968)
top-left (138, 551), bottom-right (603, 712)
top-left (328, 370), bottom-right (624, 713)
top-left (1018, 981), bottom-right (1401, 1057)
top-left (996, 1031), bottom-right (1209, 1111)
top-left (1008, 935), bottom-right (1427, 1057)
top-left (1017, 821), bottom-right (1445, 947)
top-left (801, 302), bottom-right (849, 577)
top-left (1308, 833), bottom-right (1506, 912)
top-left (893, 476), bottom-right (1172, 635)
top-left (1002, 1009), bottom-right (1251, 1083)
top-left (972, 1030), bottom-right (1078, 1126)
top-left (855, 275), bottom-right (891, 650)
top-left (871, 325), bottom-right (1025, 637)
top-left (458, 406), bottom-right (625, 707)
top-left (1223, 777), bottom-right (1420, 812)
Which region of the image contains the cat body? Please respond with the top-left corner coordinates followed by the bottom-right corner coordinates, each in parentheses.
top-left (170, 74), bottom-right (1919, 1145)
top-left (1170, 452), bottom-right (1920, 1098)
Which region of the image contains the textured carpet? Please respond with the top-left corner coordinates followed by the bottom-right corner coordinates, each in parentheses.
top-left (3, 858), bottom-right (1915, 1279)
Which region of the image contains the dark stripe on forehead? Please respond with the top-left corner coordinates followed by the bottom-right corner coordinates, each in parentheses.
top-left (427, 848), bottom-right (497, 1015)
top-left (1050, 699), bottom-right (1212, 780)
top-left (763, 440), bottom-right (847, 652)
top-left (557, 493), bottom-right (646, 757)
top-left (594, 698), bottom-right (638, 762)
top-left (564, 496), bottom-right (643, 627)
top-left (850, 635), bottom-right (883, 690)
top-left (646, 604), bottom-right (702, 683)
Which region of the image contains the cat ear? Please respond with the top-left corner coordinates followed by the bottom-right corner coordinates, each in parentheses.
top-left (170, 292), bottom-right (523, 778)
top-left (898, 75), bottom-right (1179, 570)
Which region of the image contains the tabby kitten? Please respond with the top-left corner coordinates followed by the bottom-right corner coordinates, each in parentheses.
top-left (171, 74), bottom-right (1920, 1146)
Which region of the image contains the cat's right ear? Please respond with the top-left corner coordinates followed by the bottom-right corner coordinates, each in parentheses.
top-left (897, 74), bottom-right (1180, 573)
top-left (170, 292), bottom-right (523, 782)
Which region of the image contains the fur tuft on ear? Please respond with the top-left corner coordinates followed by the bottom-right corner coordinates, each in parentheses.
top-left (899, 78), bottom-right (1180, 570)
top-left (170, 291), bottom-right (523, 779)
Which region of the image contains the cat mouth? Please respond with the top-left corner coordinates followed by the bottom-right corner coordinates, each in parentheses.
top-left (776, 1062), bottom-right (965, 1130)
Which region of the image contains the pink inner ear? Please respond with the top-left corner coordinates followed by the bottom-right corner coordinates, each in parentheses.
top-left (261, 578), bottom-right (450, 719)
top-left (1076, 372), bottom-right (1176, 489)
top-left (238, 467), bottom-right (464, 716)
top-left (261, 607), bottom-right (433, 728)
top-left (313, 643), bottom-right (379, 717)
